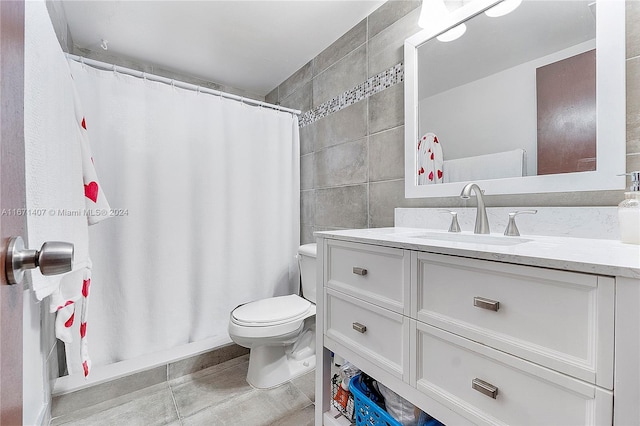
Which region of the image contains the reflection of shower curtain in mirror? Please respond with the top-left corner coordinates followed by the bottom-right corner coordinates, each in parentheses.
top-left (66, 60), bottom-right (300, 374)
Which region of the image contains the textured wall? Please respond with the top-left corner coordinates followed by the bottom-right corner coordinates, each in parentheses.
top-left (627, 1), bottom-right (640, 186)
top-left (266, 0), bottom-right (640, 243)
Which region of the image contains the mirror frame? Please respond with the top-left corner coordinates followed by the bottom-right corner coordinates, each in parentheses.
top-left (404, 0), bottom-right (626, 198)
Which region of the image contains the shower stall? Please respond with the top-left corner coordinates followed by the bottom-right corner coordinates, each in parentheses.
top-left (59, 58), bottom-right (301, 386)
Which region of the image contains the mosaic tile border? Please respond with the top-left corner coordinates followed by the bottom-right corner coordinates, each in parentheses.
top-left (299, 62), bottom-right (404, 127)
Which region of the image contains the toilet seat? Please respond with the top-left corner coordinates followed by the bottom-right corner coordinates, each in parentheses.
top-left (232, 294), bottom-right (312, 327)
top-left (229, 294), bottom-right (316, 341)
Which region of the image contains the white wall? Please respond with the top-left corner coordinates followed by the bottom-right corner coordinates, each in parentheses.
top-left (419, 39), bottom-right (596, 177)
top-left (23, 2), bottom-right (71, 423)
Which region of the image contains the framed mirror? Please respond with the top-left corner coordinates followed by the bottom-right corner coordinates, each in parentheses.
top-left (404, 0), bottom-right (626, 198)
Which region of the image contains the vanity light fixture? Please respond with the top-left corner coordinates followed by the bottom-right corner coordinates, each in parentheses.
top-left (418, 0), bottom-right (467, 42)
top-left (484, 0), bottom-right (522, 17)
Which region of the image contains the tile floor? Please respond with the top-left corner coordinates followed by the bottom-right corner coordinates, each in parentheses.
top-left (50, 354), bottom-right (316, 426)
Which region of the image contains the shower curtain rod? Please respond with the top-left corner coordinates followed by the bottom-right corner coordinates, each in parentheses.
top-left (65, 53), bottom-right (301, 116)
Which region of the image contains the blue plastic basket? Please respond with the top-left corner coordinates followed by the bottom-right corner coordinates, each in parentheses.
top-left (350, 375), bottom-right (402, 426)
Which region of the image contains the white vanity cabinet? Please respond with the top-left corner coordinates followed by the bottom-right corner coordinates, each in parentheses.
top-left (314, 233), bottom-right (636, 426)
top-left (325, 240), bottom-right (410, 314)
top-left (413, 252), bottom-right (615, 388)
top-left (324, 240), bottom-right (411, 381)
top-left (413, 323), bottom-right (613, 426)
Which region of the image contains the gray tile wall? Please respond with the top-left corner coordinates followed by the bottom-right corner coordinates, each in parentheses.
top-left (267, 1), bottom-right (423, 242)
top-left (627, 1), bottom-right (640, 174)
top-left (267, 0), bottom-right (640, 243)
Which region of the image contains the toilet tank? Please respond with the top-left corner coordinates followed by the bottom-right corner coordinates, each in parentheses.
top-left (297, 243), bottom-right (317, 304)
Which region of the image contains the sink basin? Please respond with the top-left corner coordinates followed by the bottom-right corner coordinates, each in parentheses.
top-left (405, 231), bottom-right (532, 246)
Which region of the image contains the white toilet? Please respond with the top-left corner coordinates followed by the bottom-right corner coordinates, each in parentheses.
top-left (228, 243), bottom-right (317, 389)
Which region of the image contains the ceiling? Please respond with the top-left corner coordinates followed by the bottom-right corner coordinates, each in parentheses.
top-left (60, 0), bottom-right (387, 97)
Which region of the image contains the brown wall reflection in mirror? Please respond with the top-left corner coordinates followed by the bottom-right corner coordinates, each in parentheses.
top-left (536, 49), bottom-right (596, 175)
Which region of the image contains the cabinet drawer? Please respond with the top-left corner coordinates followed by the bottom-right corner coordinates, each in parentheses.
top-left (326, 240), bottom-right (410, 314)
top-left (413, 321), bottom-right (613, 426)
top-left (413, 252), bottom-right (614, 388)
top-left (325, 288), bottom-right (409, 380)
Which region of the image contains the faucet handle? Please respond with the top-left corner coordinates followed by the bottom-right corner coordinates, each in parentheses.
top-left (504, 210), bottom-right (537, 236)
top-left (448, 211), bottom-right (461, 233)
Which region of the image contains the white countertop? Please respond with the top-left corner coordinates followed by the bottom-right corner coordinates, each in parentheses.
top-left (315, 227), bottom-right (640, 279)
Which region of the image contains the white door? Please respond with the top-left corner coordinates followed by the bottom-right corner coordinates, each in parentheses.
top-left (0, 0), bottom-right (25, 424)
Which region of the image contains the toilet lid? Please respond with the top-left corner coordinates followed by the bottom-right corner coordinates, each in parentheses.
top-left (232, 294), bottom-right (312, 325)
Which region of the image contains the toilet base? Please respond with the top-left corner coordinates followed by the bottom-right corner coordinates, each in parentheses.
top-left (246, 329), bottom-right (316, 389)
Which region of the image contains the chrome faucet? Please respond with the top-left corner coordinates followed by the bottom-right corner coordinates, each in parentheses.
top-left (460, 183), bottom-right (490, 234)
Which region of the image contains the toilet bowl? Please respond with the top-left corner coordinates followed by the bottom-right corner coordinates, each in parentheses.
top-left (228, 243), bottom-right (317, 389)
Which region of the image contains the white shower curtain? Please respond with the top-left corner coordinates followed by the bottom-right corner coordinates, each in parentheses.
top-left (67, 60), bottom-right (300, 373)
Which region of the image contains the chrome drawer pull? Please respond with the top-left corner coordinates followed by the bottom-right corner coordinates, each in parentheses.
top-left (474, 296), bottom-right (500, 311)
top-left (352, 267), bottom-right (368, 276)
top-left (472, 378), bottom-right (498, 399)
top-left (352, 322), bottom-right (367, 333)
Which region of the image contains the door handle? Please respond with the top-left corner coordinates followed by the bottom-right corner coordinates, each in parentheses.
top-left (474, 296), bottom-right (500, 312)
top-left (472, 378), bottom-right (498, 399)
top-left (352, 322), bottom-right (367, 333)
top-left (5, 236), bottom-right (74, 285)
top-left (352, 267), bottom-right (367, 276)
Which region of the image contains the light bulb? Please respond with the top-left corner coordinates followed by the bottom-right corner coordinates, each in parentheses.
top-left (436, 23), bottom-right (467, 42)
top-left (419, 0), bottom-right (467, 42)
top-left (418, 0), bottom-right (450, 29)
